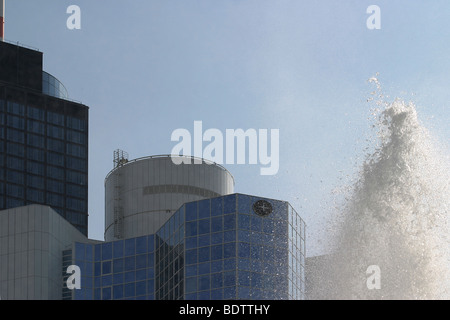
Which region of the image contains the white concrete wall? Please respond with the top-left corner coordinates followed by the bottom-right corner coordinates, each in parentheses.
top-left (105, 156), bottom-right (234, 241)
top-left (0, 205), bottom-right (88, 300)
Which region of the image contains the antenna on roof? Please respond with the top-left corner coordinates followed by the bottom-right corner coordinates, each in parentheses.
top-left (0, 0), bottom-right (5, 41)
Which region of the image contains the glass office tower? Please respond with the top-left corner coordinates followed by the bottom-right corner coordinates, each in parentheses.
top-left (0, 41), bottom-right (89, 235)
top-left (66, 194), bottom-right (306, 300)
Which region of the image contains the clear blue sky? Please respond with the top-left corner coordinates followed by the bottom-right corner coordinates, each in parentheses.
top-left (6, 0), bottom-right (450, 256)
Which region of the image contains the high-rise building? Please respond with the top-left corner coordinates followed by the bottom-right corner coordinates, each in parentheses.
top-left (0, 16), bottom-right (306, 299)
top-left (0, 40), bottom-right (89, 235)
top-left (65, 193), bottom-right (306, 300)
top-left (60, 154), bottom-right (306, 300)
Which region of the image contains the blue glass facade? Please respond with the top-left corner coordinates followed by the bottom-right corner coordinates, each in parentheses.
top-left (65, 236), bottom-right (156, 300)
top-left (68, 194), bottom-right (306, 300)
top-left (42, 71), bottom-right (69, 100)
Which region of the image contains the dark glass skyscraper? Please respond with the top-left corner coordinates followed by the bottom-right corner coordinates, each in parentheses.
top-left (0, 40), bottom-right (89, 235)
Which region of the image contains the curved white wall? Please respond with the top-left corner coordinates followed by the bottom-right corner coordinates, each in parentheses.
top-left (104, 155), bottom-right (234, 241)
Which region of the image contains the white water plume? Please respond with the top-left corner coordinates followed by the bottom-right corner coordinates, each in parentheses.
top-left (319, 77), bottom-right (450, 299)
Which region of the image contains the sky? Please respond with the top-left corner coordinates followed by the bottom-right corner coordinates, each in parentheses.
top-left (5, 0), bottom-right (450, 256)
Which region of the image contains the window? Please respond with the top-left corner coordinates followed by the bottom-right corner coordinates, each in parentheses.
top-left (186, 249), bottom-right (198, 265)
top-left (6, 171), bottom-right (24, 184)
top-left (27, 189), bottom-right (44, 203)
top-left (47, 125), bottom-right (64, 139)
top-left (211, 273), bottom-right (223, 289)
top-left (211, 244), bottom-right (223, 261)
top-left (238, 214), bottom-right (250, 230)
top-left (7, 115), bottom-right (25, 129)
top-left (238, 195), bottom-right (250, 213)
top-left (211, 197), bottom-right (223, 216)
top-left (186, 277), bottom-right (197, 293)
top-left (250, 216), bottom-right (262, 232)
top-left (7, 102), bottom-right (25, 116)
top-left (47, 138), bottom-right (64, 153)
top-left (67, 116), bottom-right (86, 131)
top-left (238, 242), bottom-right (250, 258)
top-left (47, 111), bottom-right (64, 126)
top-left (6, 198), bottom-right (24, 208)
top-left (66, 171), bottom-right (86, 185)
top-left (136, 255), bottom-right (147, 269)
top-left (198, 199), bottom-right (210, 219)
top-left (66, 184), bottom-right (85, 199)
top-left (102, 243), bottom-right (113, 260)
top-left (124, 256), bottom-right (135, 271)
top-left (102, 287), bottom-right (111, 300)
top-left (47, 193), bottom-right (64, 207)
top-left (186, 265), bottom-right (197, 277)
top-left (28, 175), bottom-right (44, 189)
top-left (7, 128), bottom-right (25, 143)
top-left (125, 239), bottom-right (136, 256)
top-left (67, 197), bottom-right (86, 212)
top-left (27, 147), bottom-right (45, 162)
top-left (67, 143), bottom-right (86, 158)
top-left (211, 288), bottom-right (223, 299)
top-left (27, 161), bottom-right (44, 175)
top-left (67, 157), bottom-right (86, 171)
top-left (223, 271), bottom-right (236, 287)
top-left (224, 214), bottom-right (236, 231)
top-left (124, 283), bottom-right (135, 298)
top-left (47, 179), bottom-right (64, 194)
top-left (186, 221), bottom-right (198, 237)
top-left (113, 285), bottom-right (123, 300)
top-left (7, 142), bottom-right (24, 157)
top-left (28, 106), bottom-right (45, 121)
top-left (67, 130), bottom-right (86, 144)
top-left (66, 212), bottom-right (85, 227)
top-left (6, 184), bottom-right (24, 198)
top-left (47, 166), bottom-right (64, 180)
top-left (199, 275), bottom-right (210, 291)
top-left (113, 241), bottom-right (124, 258)
top-left (7, 156), bottom-right (24, 171)
top-left (47, 152), bottom-right (64, 167)
top-left (102, 261), bottom-right (112, 275)
top-left (113, 259), bottom-right (124, 273)
top-left (27, 134), bottom-right (45, 148)
top-left (136, 237), bottom-right (147, 254)
top-left (198, 234), bottom-right (210, 247)
top-left (198, 247), bottom-right (211, 263)
top-left (224, 194), bottom-right (236, 214)
top-left (224, 242), bottom-right (236, 259)
top-left (136, 281), bottom-right (146, 296)
top-left (211, 232), bottom-right (224, 245)
top-left (185, 202), bottom-right (197, 221)
top-left (198, 219), bottom-right (210, 235)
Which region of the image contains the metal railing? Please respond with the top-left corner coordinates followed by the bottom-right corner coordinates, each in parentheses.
top-left (104, 154), bottom-right (235, 184)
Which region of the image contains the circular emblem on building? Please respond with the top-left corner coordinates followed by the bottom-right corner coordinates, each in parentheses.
top-left (252, 200), bottom-right (273, 217)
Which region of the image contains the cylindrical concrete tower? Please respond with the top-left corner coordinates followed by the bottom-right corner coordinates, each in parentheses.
top-left (104, 153), bottom-right (234, 241)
